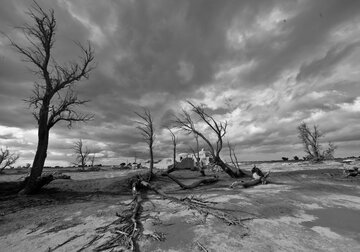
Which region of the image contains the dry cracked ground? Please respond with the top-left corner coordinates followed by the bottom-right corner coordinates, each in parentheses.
top-left (0, 161), bottom-right (360, 252)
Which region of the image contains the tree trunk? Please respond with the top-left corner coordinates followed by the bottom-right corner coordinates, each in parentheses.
top-left (20, 106), bottom-right (50, 194)
top-left (149, 145), bottom-right (154, 181)
top-left (173, 143), bottom-right (176, 170)
top-left (215, 158), bottom-right (246, 178)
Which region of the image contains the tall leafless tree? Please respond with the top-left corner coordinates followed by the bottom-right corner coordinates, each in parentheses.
top-left (73, 139), bottom-right (90, 170)
top-left (167, 127), bottom-right (177, 170)
top-left (7, 2), bottom-right (94, 194)
top-left (0, 148), bottom-right (20, 173)
top-left (174, 101), bottom-right (245, 178)
top-left (135, 108), bottom-right (155, 181)
top-left (298, 122), bottom-right (323, 161)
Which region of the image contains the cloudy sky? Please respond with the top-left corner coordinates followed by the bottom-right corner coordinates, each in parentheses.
top-left (0, 0), bottom-right (360, 166)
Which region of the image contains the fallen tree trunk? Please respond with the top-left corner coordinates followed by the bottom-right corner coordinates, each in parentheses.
top-left (345, 171), bottom-right (359, 177)
top-left (344, 167), bottom-right (359, 177)
top-left (230, 172), bottom-right (270, 188)
top-left (165, 173), bottom-right (219, 189)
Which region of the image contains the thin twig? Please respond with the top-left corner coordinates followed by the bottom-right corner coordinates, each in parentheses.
top-left (48, 234), bottom-right (84, 252)
top-left (196, 241), bottom-right (208, 252)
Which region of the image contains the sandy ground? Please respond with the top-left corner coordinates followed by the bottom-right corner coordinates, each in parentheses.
top-left (0, 161), bottom-right (360, 251)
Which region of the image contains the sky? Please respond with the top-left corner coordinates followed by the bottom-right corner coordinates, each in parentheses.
top-left (0, 0), bottom-right (360, 166)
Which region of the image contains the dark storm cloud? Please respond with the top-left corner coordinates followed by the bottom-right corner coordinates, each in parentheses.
top-left (0, 0), bottom-right (360, 165)
top-left (105, 1), bottom-right (246, 96)
top-left (232, 0), bottom-right (360, 86)
top-left (297, 41), bottom-right (360, 81)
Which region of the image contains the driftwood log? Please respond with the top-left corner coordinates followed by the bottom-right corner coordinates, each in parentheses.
top-left (164, 173), bottom-right (219, 189)
top-left (344, 167), bottom-right (359, 177)
top-left (230, 171), bottom-right (270, 188)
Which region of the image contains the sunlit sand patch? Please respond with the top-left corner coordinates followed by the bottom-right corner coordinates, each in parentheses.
top-left (205, 193), bottom-right (247, 203)
top-left (301, 193), bottom-right (360, 209)
top-left (326, 194), bottom-right (360, 209)
top-left (0, 213), bottom-right (117, 252)
top-left (241, 183), bottom-right (293, 195)
top-left (239, 214), bottom-right (360, 251)
top-left (297, 202), bottom-right (323, 210)
top-left (311, 226), bottom-right (343, 239)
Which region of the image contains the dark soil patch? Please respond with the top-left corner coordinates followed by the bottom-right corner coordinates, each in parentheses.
top-left (302, 207), bottom-right (360, 242)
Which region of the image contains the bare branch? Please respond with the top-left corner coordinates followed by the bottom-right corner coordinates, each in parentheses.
top-left (7, 2), bottom-right (95, 130)
top-left (227, 141), bottom-right (240, 169)
top-left (47, 88), bottom-right (93, 128)
top-left (174, 101), bottom-right (245, 178)
top-left (0, 148), bottom-right (20, 172)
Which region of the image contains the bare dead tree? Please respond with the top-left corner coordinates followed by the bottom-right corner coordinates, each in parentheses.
top-left (90, 154), bottom-right (96, 167)
top-left (0, 147), bottom-right (20, 173)
top-left (7, 2), bottom-right (95, 194)
top-left (227, 141), bottom-right (240, 170)
top-left (174, 101), bottom-right (245, 178)
top-left (135, 108), bottom-right (155, 181)
top-left (167, 127), bottom-right (177, 170)
top-left (297, 122), bottom-right (324, 161)
top-left (73, 139), bottom-right (90, 170)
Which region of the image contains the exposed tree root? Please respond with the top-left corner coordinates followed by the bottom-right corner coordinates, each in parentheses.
top-left (12, 172), bottom-right (71, 195)
top-left (92, 174), bottom-right (253, 251)
top-left (140, 181), bottom-right (250, 226)
top-left (196, 241), bottom-right (209, 252)
top-left (164, 173), bottom-right (219, 189)
top-left (143, 231), bottom-right (166, 241)
top-left (94, 182), bottom-right (143, 252)
top-left (76, 234), bottom-right (104, 252)
top-left (21, 174), bottom-right (55, 194)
